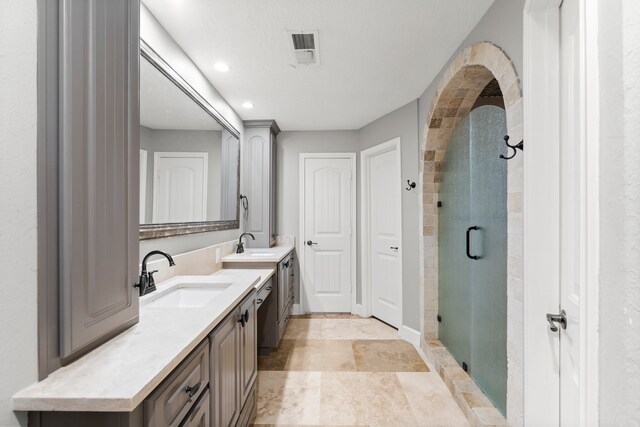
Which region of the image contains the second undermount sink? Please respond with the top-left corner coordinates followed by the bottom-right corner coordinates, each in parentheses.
top-left (244, 249), bottom-right (275, 257)
top-left (144, 281), bottom-right (233, 308)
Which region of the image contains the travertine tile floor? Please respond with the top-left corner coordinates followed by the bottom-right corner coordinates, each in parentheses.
top-left (253, 315), bottom-right (469, 427)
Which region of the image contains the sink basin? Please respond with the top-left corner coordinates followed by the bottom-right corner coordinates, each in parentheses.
top-left (149, 288), bottom-right (224, 308)
top-left (145, 282), bottom-right (232, 308)
top-left (243, 249), bottom-right (275, 257)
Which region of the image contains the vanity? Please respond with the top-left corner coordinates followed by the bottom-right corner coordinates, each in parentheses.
top-left (223, 246), bottom-right (296, 354)
top-left (15, 269), bottom-right (273, 427)
top-left (21, 2), bottom-right (282, 426)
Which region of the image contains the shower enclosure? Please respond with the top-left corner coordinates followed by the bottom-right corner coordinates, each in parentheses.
top-left (438, 105), bottom-right (508, 415)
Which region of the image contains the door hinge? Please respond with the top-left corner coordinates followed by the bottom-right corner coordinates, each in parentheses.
top-left (437, 314), bottom-right (442, 323)
top-left (462, 361), bottom-right (468, 372)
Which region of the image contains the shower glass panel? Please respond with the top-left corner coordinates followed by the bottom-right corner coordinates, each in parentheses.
top-left (438, 105), bottom-right (507, 415)
top-left (438, 115), bottom-right (472, 367)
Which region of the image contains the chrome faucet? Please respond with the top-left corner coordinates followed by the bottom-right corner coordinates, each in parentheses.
top-left (135, 250), bottom-right (175, 296)
top-left (236, 233), bottom-right (256, 254)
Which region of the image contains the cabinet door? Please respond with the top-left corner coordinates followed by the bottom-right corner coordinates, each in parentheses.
top-left (210, 311), bottom-right (240, 427)
top-left (59, 0), bottom-right (140, 360)
top-left (269, 133), bottom-right (277, 246)
top-left (239, 294), bottom-right (257, 405)
top-left (277, 261), bottom-right (287, 321)
top-left (244, 129), bottom-right (270, 248)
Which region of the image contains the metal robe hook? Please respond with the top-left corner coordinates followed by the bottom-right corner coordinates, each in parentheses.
top-left (500, 135), bottom-right (523, 160)
top-left (406, 180), bottom-right (416, 191)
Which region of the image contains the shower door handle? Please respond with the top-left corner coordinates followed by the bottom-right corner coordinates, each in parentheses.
top-left (466, 226), bottom-right (480, 260)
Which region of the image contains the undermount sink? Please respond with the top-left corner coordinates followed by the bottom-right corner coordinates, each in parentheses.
top-left (243, 250), bottom-right (275, 257)
top-left (144, 281), bottom-right (233, 308)
top-left (247, 252), bottom-right (275, 257)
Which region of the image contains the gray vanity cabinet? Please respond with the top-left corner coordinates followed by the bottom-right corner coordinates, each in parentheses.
top-left (239, 295), bottom-right (257, 405)
top-left (58, 0), bottom-right (140, 361)
top-left (210, 311), bottom-right (240, 427)
top-left (210, 291), bottom-right (257, 427)
top-left (243, 121), bottom-right (280, 248)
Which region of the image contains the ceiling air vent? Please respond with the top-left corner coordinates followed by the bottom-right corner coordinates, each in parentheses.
top-left (288, 30), bottom-right (320, 66)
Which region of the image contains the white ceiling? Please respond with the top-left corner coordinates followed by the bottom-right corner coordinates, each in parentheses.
top-left (142, 0), bottom-right (494, 131)
top-left (141, 56), bottom-right (223, 131)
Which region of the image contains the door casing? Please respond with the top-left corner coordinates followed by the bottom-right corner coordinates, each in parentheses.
top-left (360, 138), bottom-right (403, 326)
top-left (298, 153), bottom-right (357, 314)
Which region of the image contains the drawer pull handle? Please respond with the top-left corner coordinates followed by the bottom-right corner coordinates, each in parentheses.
top-left (266, 286), bottom-right (272, 291)
top-left (185, 381), bottom-right (201, 400)
top-left (243, 309), bottom-right (250, 323)
top-left (257, 298), bottom-right (264, 304)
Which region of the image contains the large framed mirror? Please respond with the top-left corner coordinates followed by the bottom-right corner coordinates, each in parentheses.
top-left (139, 40), bottom-right (240, 240)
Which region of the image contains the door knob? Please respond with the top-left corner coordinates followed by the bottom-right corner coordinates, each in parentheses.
top-left (546, 309), bottom-right (567, 332)
top-left (306, 240), bottom-right (318, 246)
top-left (390, 246), bottom-right (399, 250)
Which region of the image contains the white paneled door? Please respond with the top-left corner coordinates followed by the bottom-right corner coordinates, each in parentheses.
top-left (300, 154), bottom-right (355, 313)
top-left (362, 139), bottom-right (402, 328)
top-left (153, 152), bottom-right (208, 223)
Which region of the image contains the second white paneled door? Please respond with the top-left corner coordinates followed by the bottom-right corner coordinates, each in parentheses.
top-left (361, 139), bottom-right (402, 328)
top-left (300, 154), bottom-right (355, 313)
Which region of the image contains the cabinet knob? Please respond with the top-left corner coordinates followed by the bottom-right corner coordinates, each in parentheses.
top-left (185, 381), bottom-right (201, 400)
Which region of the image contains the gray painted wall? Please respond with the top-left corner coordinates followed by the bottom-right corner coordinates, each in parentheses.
top-left (140, 126), bottom-right (223, 223)
top-left (0, 1), bottom-right (38, 426)
top-left (418, 0), bottom-right (525, 146)
top-left (139, 4), bottom-right (244, 259)
top-left (276, 103), bottom-right (421, 331)
top-left (358, 101), bottom-right (421, 330)
top-left (598, 0), bottom-right (640, 423)
top-left (276, 131), bottom-right (360, 304)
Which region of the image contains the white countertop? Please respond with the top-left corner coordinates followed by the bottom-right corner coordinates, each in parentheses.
top-left (13, 268), bottom-right (274, 413)
top-left (221, 244), bottom-right (294, 264)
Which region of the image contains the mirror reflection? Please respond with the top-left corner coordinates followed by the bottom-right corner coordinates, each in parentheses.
top-left (139, 56), bottom-right (239, 225)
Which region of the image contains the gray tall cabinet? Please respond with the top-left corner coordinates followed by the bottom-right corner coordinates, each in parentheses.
top-left (243, 121), bottom-right (280, 248)
top-left (45, 0), bottom-right (141, 363)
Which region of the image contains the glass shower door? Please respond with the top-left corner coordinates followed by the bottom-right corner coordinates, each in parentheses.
top-left (469, 106), bottom-right (508, 415)
top-left (438, 115), bottom-right (472, 368)
top-left (438, 105), bottom-right (508, 415)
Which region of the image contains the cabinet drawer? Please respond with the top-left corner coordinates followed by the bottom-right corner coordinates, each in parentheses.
top-left (180, 388), bottom-right (210, 427)
top-left (256, 278), bottom-right (273, 309)
top-left (145, 340), bottom-right (209, 427)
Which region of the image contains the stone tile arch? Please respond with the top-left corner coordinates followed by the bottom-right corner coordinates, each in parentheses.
top-left (419, 42), bottom-right (523, 426)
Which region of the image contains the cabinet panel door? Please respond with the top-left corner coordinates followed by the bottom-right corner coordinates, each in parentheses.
top-left (239, 294), bottom-right (257, 405)
top-left (210, 312), bottom-right (240, 427)
top-left (59, 0), bottom-right (140, 360)
top-left (277, 261), bottom-right (287, 321)
top-left (245, 131), bottom-right (269, 247)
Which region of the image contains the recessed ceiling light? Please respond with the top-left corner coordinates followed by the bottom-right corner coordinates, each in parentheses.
top-left (214, 62), bottom-right (229, 72)
top-left (242, 102), bottom-right (254, 109)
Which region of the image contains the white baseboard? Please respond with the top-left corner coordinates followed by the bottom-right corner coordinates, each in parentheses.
top-left (291, 304), bottom-right (303, 315)
top-left (353, 304), bottom-right (367, 317)
top-left (399, 325), bottom-right (421, 347)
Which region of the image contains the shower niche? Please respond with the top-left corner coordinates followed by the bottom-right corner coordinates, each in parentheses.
top-left (438, 104), bottom-right (508, 415)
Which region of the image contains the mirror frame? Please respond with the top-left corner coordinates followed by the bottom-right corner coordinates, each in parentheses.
top-left (139, 39), bottom-right (241, 241)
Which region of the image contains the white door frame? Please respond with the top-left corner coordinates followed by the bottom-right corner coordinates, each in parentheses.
top-left (523, 0), bottom-right (599, 425)
top-left (360, 138), bottom-right (403, 322)
top-left (298, 153), bottom-right (357, 314)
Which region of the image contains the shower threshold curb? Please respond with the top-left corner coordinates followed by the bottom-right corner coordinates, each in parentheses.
top-left (422, 338), bottom-right (508, 427)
